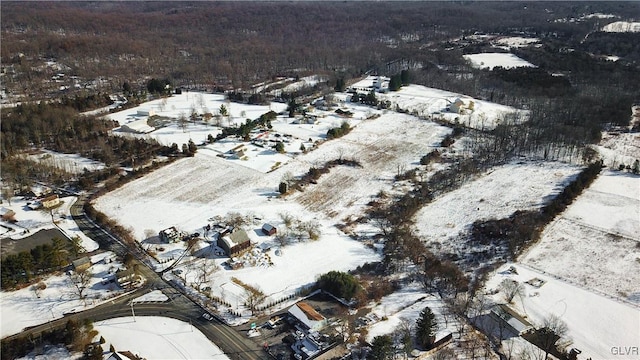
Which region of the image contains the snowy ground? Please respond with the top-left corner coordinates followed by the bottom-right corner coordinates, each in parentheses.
top-left (463, 53), bottom-right (536, 70)
top-left (493, 36), bottom-right (540, 49)
top-left (0, 251), bottom-right (127, 338)
top-left (521, 170), bottom-right (640, 302)
top-left (0, 195), bottom-right (98, 252)
top-left (593, 131), bottom-right (640, 169)
top-left (485, 263), bottom-right (640, 360)
top-left (105, 92), bottom-right (288, 149)
top-left (366, 282), bottom-right (457, 343)
top-left (602, 21), bottom-right (640, 33)
top-left (106, 92), bottom-right (287, 129)
top-left (94, 316), bottom-right (229, 360)
top-left (25, 149), bottom-right (106, 174)
top-left (413, 162), bottom-right (581, 249)
top-left (375, 83), bottom-right (526, 130)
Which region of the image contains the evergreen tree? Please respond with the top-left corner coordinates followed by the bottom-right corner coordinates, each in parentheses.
top-left (188, 139), bottom-right (197, 154)
top-left (335, 77), bottom-right (346, 92)
top-left (400, 69), bottom-right (411, 85)
top-left (316, 271), bottom-right (360, 300)
top-left (367, 335), bottom-right (394, 360)
top-left (389, 74), bottom-right (402, 91)
top-left (275, 141), bottom-right (285, 153)
top-left (415, 307), bottom-right (437, 349)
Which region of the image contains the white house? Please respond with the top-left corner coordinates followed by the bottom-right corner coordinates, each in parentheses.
top-left (121, 119), bottom-right (155, 134)
top-left (288, 301), bottom-right (327, 332)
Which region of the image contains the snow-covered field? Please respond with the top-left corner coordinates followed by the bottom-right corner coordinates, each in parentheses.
top-left (485, 263), bottom-right (640, 360)
top-left (93, 109), bottom-right (453, 311)
top-left (376, 83), bottom-right (526, 130)
top-left (593, 131), bottom-right (640, 169)
top-left (463, 53), bottom-right (536, 70)
top-left (0, 251), bottom-right (126, 337)
top-left (94, 316), bottom-right (229, 360)
top-left (287, 112), bottom-right (451, 221)
top-left (106, 92), bottom-right (287, 147)
top-left (494, 36), bottom-right (540, 49)
top-left (521, 170), bottom-right (640, 302)
top-left (25, 149), bottom-right (106, 174)
top-left (413, 162), bottom-right (581, 247)
top-left (602, 21), bottom-right (640, 33)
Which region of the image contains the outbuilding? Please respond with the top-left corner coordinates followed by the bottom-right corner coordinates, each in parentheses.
top-left (262, 223), bottom-right (277, 236)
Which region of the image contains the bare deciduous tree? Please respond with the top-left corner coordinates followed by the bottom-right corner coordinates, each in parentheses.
top-left (69, 267), bottom-right (92, 304)
top-left (537, 314), bottom-right (570, 360)
top-left (499, 279), bottom-right (524, 304)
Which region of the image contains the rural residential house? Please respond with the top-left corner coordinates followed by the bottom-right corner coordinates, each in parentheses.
top-left (116, 268), bottom-right (137, 288)
top-left (41, 194), bottom-right (60, 209)
top-left (218, 229), bottom-right (251, 257)
top-left (159, 226), bottom-right (181, 243)
top-left (288, 301), bottom-right (327, 332)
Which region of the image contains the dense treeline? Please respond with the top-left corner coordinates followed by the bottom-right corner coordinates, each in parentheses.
top-left (1, 102), bottom-right (173, 190)
top-left (1, 237), bottom-right (79, 289)
top-left (3, 1), bottom-right (638, 93)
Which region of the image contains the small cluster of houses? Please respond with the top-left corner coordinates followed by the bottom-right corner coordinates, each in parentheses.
top-left (283, 301), bottom-right (333, 360)
top-left (1, 193), bottom-right (62, 224)
top-left (72, 253), bottom-right (140, 289)
top-left (158, 222), bottom-right (277, 262)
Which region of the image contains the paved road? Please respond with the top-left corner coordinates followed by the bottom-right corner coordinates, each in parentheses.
top-left (4, 195), bottom-right (267, 360)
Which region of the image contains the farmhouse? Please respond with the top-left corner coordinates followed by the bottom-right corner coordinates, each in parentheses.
top-left (115, 268), bottom-right (137, 288)
top-left (288, 301), bottom-right (327, 332)
top-left (262, 223), bottom-right (277, 236)
top-left (218, 229), bottom-right (252, 257)
top-left (159, 226), bottom-right (181, 243)
top-left (41, 194), bottom-right (60, 209)
top-left (121, 119), bottom-right (155, 134)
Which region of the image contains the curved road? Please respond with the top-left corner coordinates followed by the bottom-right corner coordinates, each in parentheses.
top-left (5, 195), bottom-right (266, 360)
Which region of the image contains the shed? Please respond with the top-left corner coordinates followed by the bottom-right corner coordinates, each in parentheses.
top-left (137, 109), bottom-right (156, 117)
top-left (0, 207), bottom-right (16, 222)
top-left (72, 256), bottom-right (91, 272)
top-left (262, 223), bottom-right (277, 236)
top-left (41, 194), bottom-right (60, 209)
